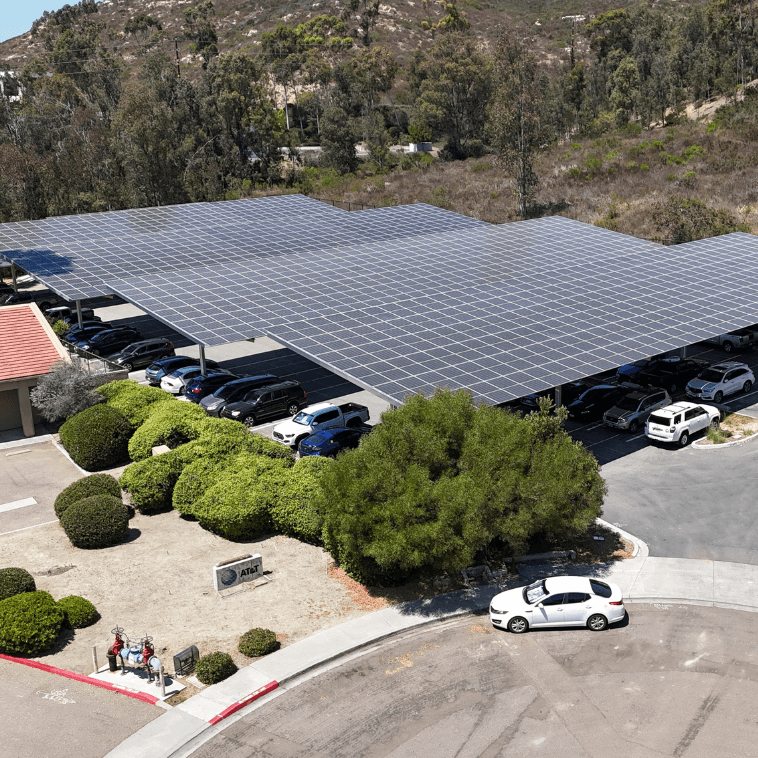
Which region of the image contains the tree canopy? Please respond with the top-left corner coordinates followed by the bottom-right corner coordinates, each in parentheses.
top-left (319, 389), bottom-right (606, 582)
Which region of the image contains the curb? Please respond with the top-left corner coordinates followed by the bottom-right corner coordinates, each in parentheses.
top-left (596, 517), bottom-right (649, 559)
top-left (693, 428), bottom-right (758, 449)
top-left (207, 681), bottom-right (279, 725)
top-left (0, 653), bottom-right (159, 705)
top-left (0, 434), bottom-right (53, 451)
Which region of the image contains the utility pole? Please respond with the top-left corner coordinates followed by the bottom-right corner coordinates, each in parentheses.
top-left (175, 39), bottom-right (181, 78)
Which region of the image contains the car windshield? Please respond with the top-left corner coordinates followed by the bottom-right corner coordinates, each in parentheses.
top-left (293, 412), bottom-right (315, 426)
top-left (579, 388), bottom-right (608, 401)
top-left (649, 413), bottom-right (671, 426)
top-left (523, 580), bottom-right (548, 604)
top-left (616, 396), bottom-right (641, 411)
top-left (214, 383), bottom-right (241, 399)
top-left (698, 369), bottom-right (725, 382)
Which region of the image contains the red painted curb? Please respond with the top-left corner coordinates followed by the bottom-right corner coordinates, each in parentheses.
top-left (0, 653), bottom-right (160, 705)
top-left (208, 681), bottom-right (279, 725)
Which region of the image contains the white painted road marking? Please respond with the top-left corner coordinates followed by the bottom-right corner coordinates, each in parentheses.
top-left (6, 449), bottom-right (31, 456)
top-left (0, 497), bottom-right (38, 513)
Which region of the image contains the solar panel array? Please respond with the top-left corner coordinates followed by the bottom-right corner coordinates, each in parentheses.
top-left (109, 214), bottom-right (758, 406)
top-left (4, 194), bottom-right (758, 406)
top-left (0, 195), bottom-right (484, 301)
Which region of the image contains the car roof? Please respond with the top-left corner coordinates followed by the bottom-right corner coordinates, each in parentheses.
top-left (544, 576), bottom-right (593, 594)
top-left (173, 365), bottom-right (202, 374)
top-left (655, 402), bottom-right (700, 415)
top-left (127, 337), bottom-right (171, 347)
top-left (710, 362), bottom-right (749, 370)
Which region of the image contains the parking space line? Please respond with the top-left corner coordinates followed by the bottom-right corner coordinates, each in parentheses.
top-left (585, 433), bottom-right (621, 447)
top-left (626, 433), bottom-right (647, 442)
top-left (0, 497), bottom-right (37, 514)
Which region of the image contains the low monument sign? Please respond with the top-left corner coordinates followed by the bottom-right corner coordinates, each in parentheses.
top-left (213, 553), bottom-right (263, 591)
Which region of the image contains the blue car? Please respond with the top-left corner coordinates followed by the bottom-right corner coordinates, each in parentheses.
top-left (184, 372), bottom-right (241, 403)
top-left (145, 355), bottom-right (220, 386)
top-left (298, 426), bottom-right (370, 457)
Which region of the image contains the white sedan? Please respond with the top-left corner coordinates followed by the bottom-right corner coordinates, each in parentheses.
top-left (489, 576), bottom-right (625, 633)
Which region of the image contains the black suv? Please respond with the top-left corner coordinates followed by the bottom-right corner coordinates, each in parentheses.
top-left (637, 357), bottom-right (710, 395)
top-left (75, 326), bottom-right (143, 356)
top-left (566, 384), bottom-right (630, 421)
top-left (1, 289), bottom-right (63, 310)
top-left (109, 338), bottom-right (175, 372)
top-left (200, 374), bottom-right (281, 417)
top-left (62, 322), bottom-right (112, 344)
top-left (220, 380), bottom-right (307, 427)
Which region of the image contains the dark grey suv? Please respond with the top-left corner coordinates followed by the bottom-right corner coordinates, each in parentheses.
top-left (603, 388), bottom-right (671, 433)
top-left (220, 380), bottom-right (307, 427)
top-left (200, 374), bottom-right (280, 417)
top-left (109, 338), bottom-right (175, 372)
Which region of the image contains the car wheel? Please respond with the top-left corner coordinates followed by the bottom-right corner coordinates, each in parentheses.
top-left (628, 419), bottom-right (639, 434)
top-left (287, 402), bottom-right (300, 416)
top-left (242, 414), bottom-right (257, 428)
top-left (587, 614), bottom-right (608, 632)
top-left (678, 430), bottom-right (689, 447)
top-left (123, 363), bottom-right (133, 372)
top-left (508, 617), bottom-right (528, 634)
top-left (714, 391), bottom-right (724, 404)
top-left (293, 436), bottom-right (307, 450)
top-left (723, 341), bottom-right (734, 353)
top-left (710, 417), bottom-right (720, 431)
top-left (669, 382), bottom-right (677, 394)
top-left (744, 381), bottom-right (753, 394)
top-left (39, 301), bottom-right (51, 311)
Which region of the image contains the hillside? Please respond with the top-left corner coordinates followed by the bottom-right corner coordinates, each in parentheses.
top-left (0, 0), bottom-right (700, 77)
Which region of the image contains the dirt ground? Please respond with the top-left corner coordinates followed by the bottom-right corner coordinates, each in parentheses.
top-left (695, 412), bottom-right (758, 445)
top-left (0, 510), bottom-right (369, 680)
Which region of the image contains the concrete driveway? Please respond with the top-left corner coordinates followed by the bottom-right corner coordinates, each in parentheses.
top-left (601, 440), bottom-right (758, 563)
top-left (191, 605), bottom-right (758, 758)
top-left (0, 441), bottom-right (82, 537)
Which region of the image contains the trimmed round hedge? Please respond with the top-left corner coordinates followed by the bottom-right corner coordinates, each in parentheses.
top-left (57, 595), bottom-right (100, 628)
top-left (195, 651), bottom-right (237, 685)
top-left (0, 591), bottom-right (65, 655)
top-left (59, 404), bottom-right (132, 471)
top-left (97, 380), bottom-right (173, 428)
top-left (60, 495), bottom-right (130, 548)
top-left (271, 457), bottom-right (330, 544)
top-left (54, 474), bottom-right (122, 518)
top-left (0, 568), bottom-right (36, 601)
top-left (119, 449), bottom-right (185, 514)
top-left (238, 628), bottom-right (280, 658)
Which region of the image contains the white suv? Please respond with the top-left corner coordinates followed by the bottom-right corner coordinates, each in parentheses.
top-left (686, 362), bottom-right (755, 403)
top-left (645, 402), bottom-right (720, 446)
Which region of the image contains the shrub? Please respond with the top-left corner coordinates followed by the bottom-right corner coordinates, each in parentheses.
top-left (97, 380), bottom-right (173, 427)
top-left (54, 474), bottom-right (121, 518)
top-left (0, 591), bottom-right (65, 655)
top-left (59, 404), bottom-right (132, 471)
top-left (195, 651), bottom-right (237, 685)
top-left (0, 568), bottom-right (36, 601)
top-left (52, 320), bottom-right (70, 335)
top-left (128, 402), bottom-right (207, 461)
top-left (29, 362), bottom-right (104, 423)
top-left (59, 495), bottom-right (130, 548)
top-left (57, 595), bottom-right (99, 628)
top-left (188, 456), bottom-right (292, 540)
top-left (172, 457), bottom-right (229, 514)
top-left (271, 457), bottom-right (330, 543)
top-left (119, 450), bottom-right (185, 514)
top-left (238, 628), bottom-right (280, 657)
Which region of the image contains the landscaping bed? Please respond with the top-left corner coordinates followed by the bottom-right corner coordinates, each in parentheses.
top-left (697, 413), bottom-right (758, 445)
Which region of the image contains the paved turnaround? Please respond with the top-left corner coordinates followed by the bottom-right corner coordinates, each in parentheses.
top-left (104, 521), bottom-right (758, 758)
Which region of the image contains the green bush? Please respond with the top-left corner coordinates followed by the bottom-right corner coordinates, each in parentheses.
top-left (59, 405), bottom-right (133, 471)
top-left (0, 591), bottom-right (65, 655)
top-left (128, 402), bottom-right (207, 461)
top-left (194, 417), bottom-right (295, 461)
top-left (97, 380), bottom-right (173, 427)
top-left (57, 595), bottom-right (99, 628)
top-left (119, 450), bottom-right (185, 514)
top-left (271, 457), bottom-right (331, 543)
top-left (172, 457), bottom-right (229, 514)
top-left (238, 628), bottom-right (280, 657)
top-left (59, 495), bottom-right (130, 548)
top-left (54, 474), bottom-right (121, 518)
top-left (0, 568), bottom-right (36, 601)
top-left (195, 651), bottom-right (237, 685)
top-left (187, 456), bottom-right (292, 540)
top-left (52, 320), bottom-right (69, 335)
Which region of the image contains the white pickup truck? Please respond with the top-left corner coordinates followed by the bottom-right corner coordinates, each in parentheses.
top-left (272, 402), bottom-right (370, 448)
top-left (706, 327), bottom-right (758, 352)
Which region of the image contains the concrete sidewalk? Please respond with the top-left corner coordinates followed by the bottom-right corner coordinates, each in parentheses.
top-left (105, 520), bottom-right (758, 758)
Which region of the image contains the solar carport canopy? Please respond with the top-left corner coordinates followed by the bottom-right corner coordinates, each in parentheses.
top-left (2, 194), bottom-right (758, 406)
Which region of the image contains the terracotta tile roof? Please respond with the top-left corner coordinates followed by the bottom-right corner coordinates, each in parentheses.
top-left (0, 304), bottom-right (68, 382)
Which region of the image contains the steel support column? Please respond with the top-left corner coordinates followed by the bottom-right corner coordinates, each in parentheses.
top-left (76, 299), bottom-right (84, 330)
top-left (555, 385), bottom-right (563, 409)
top-left (198, 345), bottom-right (207, 375)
